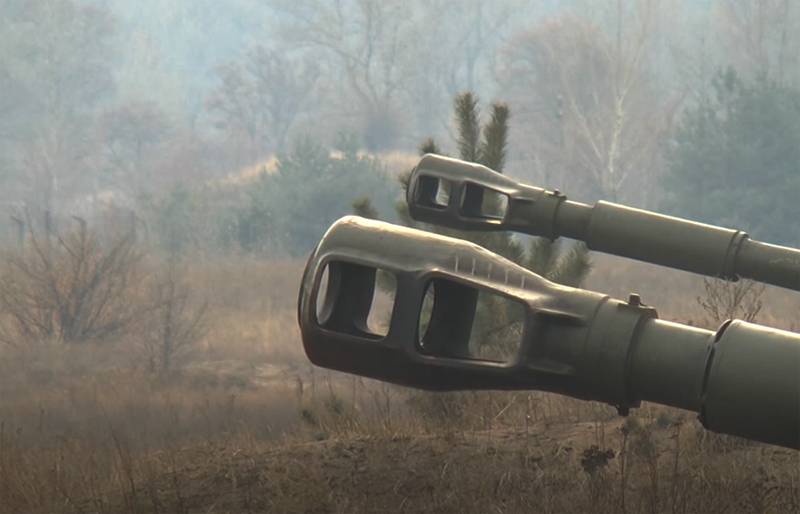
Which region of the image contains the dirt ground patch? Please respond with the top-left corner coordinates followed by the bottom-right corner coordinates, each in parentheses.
top-left (90, 418), bottom-right (799, 514)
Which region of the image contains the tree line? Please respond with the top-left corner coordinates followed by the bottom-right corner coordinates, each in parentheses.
top-left (0, 0), bottom-right (798, 254)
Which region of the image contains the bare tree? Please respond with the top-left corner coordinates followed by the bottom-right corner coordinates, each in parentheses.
top-left (413, 0), bottom-right (528, 97)
top-left (141, 260), bottom-right (208, 375)
top-left (0, 0), bottom-right (117, 212)
top-left (500, 3), bottom-right (681, 203)
top-left (208, 46), bottom-right (319, 163)
top-left (716, 0), bottom-right (800, 86)
top-left (696, 278), bottom-right (765, 325)
top-left (272, 0), bottom-right (412, 150)
top-left (97, 101), bottom-right (171, 198)
top-left (404, 0), bottom-right (530, 138)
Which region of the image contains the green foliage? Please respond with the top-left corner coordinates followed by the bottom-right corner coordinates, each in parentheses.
top-left (143, 135), bottom-right (395, 257)
top-left (527, 238), bottom-right (592, 287)
top-left (146, 183), bottom-right (238, 256)
top-left (433, 92), bottom-right (590, 287)
top-left (448, 93), bottom-right (590, 354)
top-left (444, 93), bottom-right (524, 266)
top-left (418, 138), bottom-right (441, 156)
top-left (420, 93), bottom-right (591, 280)
top-left (455, 93), bottom-right (482, 162)
top-left (237, 135), bottom-right (396, 255)
top-left (351, 197), bottom-right (379, 220)
top-left (480, 102), bottom-right (510, 171)
top-left (151, 185), bottom-right (198, 256)
top-left (663, 69), bottom-right (800, 245)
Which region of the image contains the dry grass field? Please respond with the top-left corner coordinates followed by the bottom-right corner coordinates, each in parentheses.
top-left (1, 247), bottom-right (799, 513)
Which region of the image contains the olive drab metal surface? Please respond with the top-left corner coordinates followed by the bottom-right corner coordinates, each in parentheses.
top-left (407, 154), bottom-right (800, 291)
top-left (297, 155), bottom-right (800, 449)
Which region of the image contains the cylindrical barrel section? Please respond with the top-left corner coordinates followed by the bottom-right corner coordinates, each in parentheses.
top-left (701, 321), bottom-right (800, 449)
top-left (630, 319), bottom-right (714, 412)
top-left (583, 201), bottom-right (746, 279)
top-left (552, 199), bottom-right (592, 240)
top-left (623, 317), bottom-right (799, 448)
top-left (548, 199), bottom-right (800, 291)
top-left (735, 239), bottom-right (800, 291)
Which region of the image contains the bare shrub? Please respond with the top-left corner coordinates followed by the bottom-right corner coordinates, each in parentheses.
top-left (580, 445), bottom-right (615, 475)
top-left (140, 260), bottom-right (209, 375)
top-left (696, 277), bottom-right (765, 325)
top-left (0, 221), bottom-right (146, 346)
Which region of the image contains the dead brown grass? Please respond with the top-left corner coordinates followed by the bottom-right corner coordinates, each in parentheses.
top-left (1, 253), bottom-right (798, 513)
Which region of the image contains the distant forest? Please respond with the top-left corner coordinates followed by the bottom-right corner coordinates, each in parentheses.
top-left (1, 0), bottom-right (798, 252)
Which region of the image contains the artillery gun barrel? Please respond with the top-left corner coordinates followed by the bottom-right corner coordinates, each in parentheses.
top-left (407, 154), bottom-right (800, 291)
top-left (298, 217), bottom-right (800, 449)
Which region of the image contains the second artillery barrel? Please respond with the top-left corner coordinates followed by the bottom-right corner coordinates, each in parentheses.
top-left (407, 154), bottom-right (800, 291)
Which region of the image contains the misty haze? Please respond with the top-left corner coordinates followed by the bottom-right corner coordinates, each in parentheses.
top-left (1, 1), bottom-right (799, 513)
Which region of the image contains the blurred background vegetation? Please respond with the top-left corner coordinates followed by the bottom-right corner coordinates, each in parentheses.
top-left (1, 0), bottom-right (799, 253)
